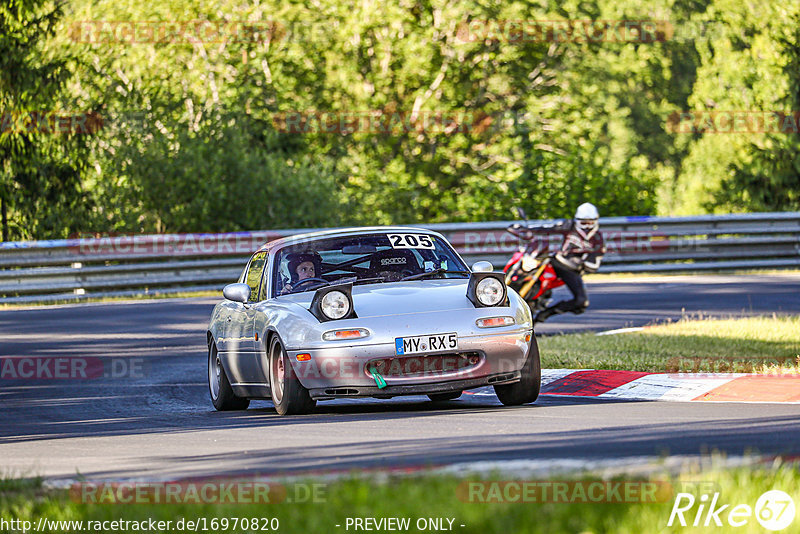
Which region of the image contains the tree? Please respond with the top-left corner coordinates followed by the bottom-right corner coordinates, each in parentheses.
top-left (672, 0), bottom-right (800, 214)
top-left (0, 0), bottom-right (92, 241)
top-left (714, 14), bottom-right (800, 211)
top-left (14, 0), bottom-right (797, 240)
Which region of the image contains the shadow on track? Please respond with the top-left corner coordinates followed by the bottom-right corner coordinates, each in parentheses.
top-left (1, 378), bottom-right (642, 444)
top-left (56, 412), bottom-right (800, 482)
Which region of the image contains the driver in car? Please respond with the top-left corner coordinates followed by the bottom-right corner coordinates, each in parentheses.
top-left (281, 252), bottom-right (322, 294)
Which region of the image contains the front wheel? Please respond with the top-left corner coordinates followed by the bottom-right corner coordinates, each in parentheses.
top-left (268, 335), bottom-right (316, 416)
top-left (494, 336), bottom-right (541, 406)
top-left (208, 340), bottom-right (250, 411)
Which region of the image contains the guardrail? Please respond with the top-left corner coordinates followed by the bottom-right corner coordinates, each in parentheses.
top-left (1, 212), bottom-right (799, 303)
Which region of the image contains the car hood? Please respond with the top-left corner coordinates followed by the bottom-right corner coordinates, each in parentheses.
top-left (274, 279), bottom-right (475, 318)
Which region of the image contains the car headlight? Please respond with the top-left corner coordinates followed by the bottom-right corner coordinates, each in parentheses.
top-left (309, 283), bottom-right (358, 322)
top-left (476, 277), bottom-right (504, 306)
top-left (320, 290), bottom-right (350, 320)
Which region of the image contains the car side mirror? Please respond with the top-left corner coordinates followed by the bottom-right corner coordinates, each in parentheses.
top-left (223, 283), bottom-right (251, 304)
top-left (471, 261), bottom-right (494, 273)
top-left (514, 207), bottom-right (528, 220)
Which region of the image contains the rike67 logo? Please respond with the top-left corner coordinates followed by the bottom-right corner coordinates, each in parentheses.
top-left (668, 490), bottom-right (796, 531)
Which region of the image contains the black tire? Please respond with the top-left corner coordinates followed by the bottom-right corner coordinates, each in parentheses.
top-left (268, 335), bottom-right (316, 416)
top-left (427, 391), bottom-right (462, 402)
top-left (208, 339), bottom-right (250, 411)
top-left (494, 335), bottom-right (541, 406)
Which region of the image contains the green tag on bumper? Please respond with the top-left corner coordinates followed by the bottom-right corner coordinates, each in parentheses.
top-left (370, 367), bottom-right (387, 389)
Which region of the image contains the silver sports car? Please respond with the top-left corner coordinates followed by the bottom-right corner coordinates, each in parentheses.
top-left (207, 227), bottom-right (540, 415)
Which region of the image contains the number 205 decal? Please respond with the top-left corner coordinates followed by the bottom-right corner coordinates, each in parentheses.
top-left (387, 233), bottom-right (435, 249)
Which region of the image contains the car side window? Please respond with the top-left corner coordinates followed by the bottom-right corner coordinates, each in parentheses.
top-left (245, 252), bottom-right (267, 300)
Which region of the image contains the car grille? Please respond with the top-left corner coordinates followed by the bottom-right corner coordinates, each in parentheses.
top-left (366, 352), bottom-right (481, 378)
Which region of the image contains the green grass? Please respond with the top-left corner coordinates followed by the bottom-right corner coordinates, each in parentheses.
top-left (539, 315), bottom-right (800, 373)
top-left (2, 464), bottom-right (798, 533)
top-left (0, 476), bottom-right (42, 494)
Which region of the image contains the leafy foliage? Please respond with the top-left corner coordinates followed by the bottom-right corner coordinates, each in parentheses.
top-left (1, 0), bottom-right (798, 240)
top-left (0, 0), bottom-right (94, 240)
top-left (713, 14), bottom-right (800, 211)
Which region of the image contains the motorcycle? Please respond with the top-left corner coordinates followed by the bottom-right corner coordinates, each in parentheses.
top-left (503, 207), bottom-right (565, 313)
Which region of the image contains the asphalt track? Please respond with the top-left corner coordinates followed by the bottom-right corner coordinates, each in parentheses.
top-left (2, 274), bottom-right (799, 482)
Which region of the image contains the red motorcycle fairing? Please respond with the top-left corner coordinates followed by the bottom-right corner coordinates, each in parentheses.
top-left (504, 214), bottom-right (568, 312)
top-left (529, 262), bottom-right (565, 300)
top-left (504, 251), bottom-right (524, 273)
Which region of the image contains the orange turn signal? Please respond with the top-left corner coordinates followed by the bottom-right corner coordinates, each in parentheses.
top-left (322, 328), bottom-right (370, 341)
top-left (296, 353), bottom-right (312, 362)
top-left (476, 316), bottom-right (515, 328)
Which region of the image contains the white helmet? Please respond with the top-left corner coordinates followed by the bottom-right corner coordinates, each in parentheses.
top-left (574, 202), bottom-right (599, 239)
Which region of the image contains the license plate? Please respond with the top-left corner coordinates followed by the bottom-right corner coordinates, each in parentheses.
top-left (395, 332), bottom-right (458, 355)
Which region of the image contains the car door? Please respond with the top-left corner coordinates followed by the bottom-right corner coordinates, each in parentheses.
top-left (228, 251), bottom-right (266, 351)
top-left (252, 254), bottom-right (275, 385)
top-left (225, 251), bottom-right (267, 383)
top-left (215, 301), bottom-right (238, 353)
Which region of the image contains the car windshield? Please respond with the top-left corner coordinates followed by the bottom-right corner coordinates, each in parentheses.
top-left (272, 232), bottom-right (468, 296)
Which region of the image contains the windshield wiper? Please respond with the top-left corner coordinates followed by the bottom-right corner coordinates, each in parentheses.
top-left (400, 269), bottom-right (470, 281)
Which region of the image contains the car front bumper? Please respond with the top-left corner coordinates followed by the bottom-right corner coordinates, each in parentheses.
top-left (307, 370), bottom-right (522, 399)
top-left (286, 328), bottom-right (533, 398)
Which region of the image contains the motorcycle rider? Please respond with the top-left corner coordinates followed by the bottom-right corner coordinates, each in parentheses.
top-left (511, 203), bottom-right (606, 323)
